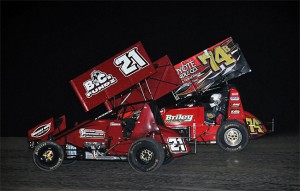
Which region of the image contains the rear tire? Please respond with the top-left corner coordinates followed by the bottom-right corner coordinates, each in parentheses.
top-left (217, 120), bottom-right (249, 152)
top-left (33, 141), bottom-right (64, 171)
top-left (128, 138), bottom-right (165, 172)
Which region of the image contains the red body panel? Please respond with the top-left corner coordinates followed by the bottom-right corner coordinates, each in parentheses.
top-left (130, 104), bottom-right (159, 140)
top-left (64, 120), bottom-right (111, 148)
top-left (161, 106), bottom-right (219, 142)
top-left (227, 88), bottom-right (245, 123)
top-left (245, 111), bottom-right (267, 138)
top-left (161, 87), bottom-right (268, 143)
top-left (162, 107), bottom-right (203, 128)
top-left (158, 126), bottom-right (191, 157)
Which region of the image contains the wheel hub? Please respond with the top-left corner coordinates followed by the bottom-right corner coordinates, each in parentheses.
top-left (42, 150), bottom-right (54, 162)
top-left (224, 128), bottom-right (242, 146)
top-left (139, 149), bottom-right (153, 162)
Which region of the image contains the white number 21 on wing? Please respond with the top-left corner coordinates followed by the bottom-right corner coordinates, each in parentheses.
top-left (114, 47), bottom-right (149, 76)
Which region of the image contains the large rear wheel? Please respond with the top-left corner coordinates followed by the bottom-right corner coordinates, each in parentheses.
top-left (128, 138), bottom-right (165, 172)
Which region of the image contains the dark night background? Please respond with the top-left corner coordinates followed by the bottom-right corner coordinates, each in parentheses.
top-left (1, 1), bottom-right (299, 137)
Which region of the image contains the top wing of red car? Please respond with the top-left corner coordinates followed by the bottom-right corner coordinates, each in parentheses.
top-left (70, 42), bottom-right (181, 112)
top-left (173, 37), bottom-right (251, 98)
top-left (70, 42), bottom-right (156, 112)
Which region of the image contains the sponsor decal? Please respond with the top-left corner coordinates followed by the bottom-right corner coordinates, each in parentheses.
top-left (110, 122), bottom-right (121, 126)
top-left (31, 123), bottom-right (51, 138)
top-left (165, 114), bottom-right (193, 122)
top-left (168, 137), bottom-right (187, 153)
top-left (230, 103), bottom-right (240, 108)
top-left (79, 128), bottom-right (105, 139)
top-left (230, 110), bottom-right (240, 114)
top-left (114, 47), bottom-right (149, 77)
top-left (230, 96), bottom-right (239, 101)
top-left (176, 60), bottom-right (198, 79)
top-left (83, 70), bottom-right (118, 98)
top-left (246, 118), bottom-right (264, 134)
top-left (231, 92), bottom-right (239, 96)
top-left (197, 45), bottom-right (236, 73)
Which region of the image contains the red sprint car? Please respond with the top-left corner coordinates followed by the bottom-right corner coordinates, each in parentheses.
top-left (28, 42), bottom-right (190, 172)
top-left (161, 37), bottom-right (274, 152)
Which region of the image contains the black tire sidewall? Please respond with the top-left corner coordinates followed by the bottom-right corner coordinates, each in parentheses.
top-left (33, 141), bottom-right (64, 171)
top-left (128, 138), bottom-right (164, 172)
top-left (217, 120), bottom-right (249, 152)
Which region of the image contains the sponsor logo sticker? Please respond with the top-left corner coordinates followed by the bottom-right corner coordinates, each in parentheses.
top-left (83, 70), bottom-right (118, 98)
top-left (230, 103), bottom-right (240, 108)
top-left (31, 123), bottom-right (51, 138)
top-left (230, 96), bottom-right (239, 101)
top-left (231, 110), bottom-right (240, 114)
top-left (79, 128), bottom-right (105, 139)
top-left (165, 114), bottom-right (193, 122)
top-left (176, 60), bottom-right (198, 79)
top-left (110, 122), bottom-right (121, 126)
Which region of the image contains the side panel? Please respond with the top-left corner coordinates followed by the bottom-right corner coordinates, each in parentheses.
top-left (106, 121), bottom-right (124, 148)
top-left (28, 118), bottom-right (54, 141)
top-left (161, 107), bottom-right (220, 142)
top-left (130, 103), bottom-right (159, 140)
top-left (158, 126), bottom-right (191, 156)
top-left (227, 88), bottom-right (245, 123)
top-left (70, 42), bottom-right (156, 112)
top-left (244, 111), bottom-right (267, 138)
top-left (161, 107), bottom-right (202, 128)
top-left (65, 120), bottom-right (112, 148)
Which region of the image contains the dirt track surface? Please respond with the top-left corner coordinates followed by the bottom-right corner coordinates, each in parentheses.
top-left (1, 133), bottom-right (299, 191)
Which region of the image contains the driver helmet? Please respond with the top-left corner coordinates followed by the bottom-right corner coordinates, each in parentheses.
top-left (209, 93), bottom-right (222, 107)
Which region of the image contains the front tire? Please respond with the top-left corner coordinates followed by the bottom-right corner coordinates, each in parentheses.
top-left (33, 141), bottom-right (64, 171)
top-left (217, 120), bottom-right (249, 152)
top-left (128, 138), bottom-right (165, 172)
